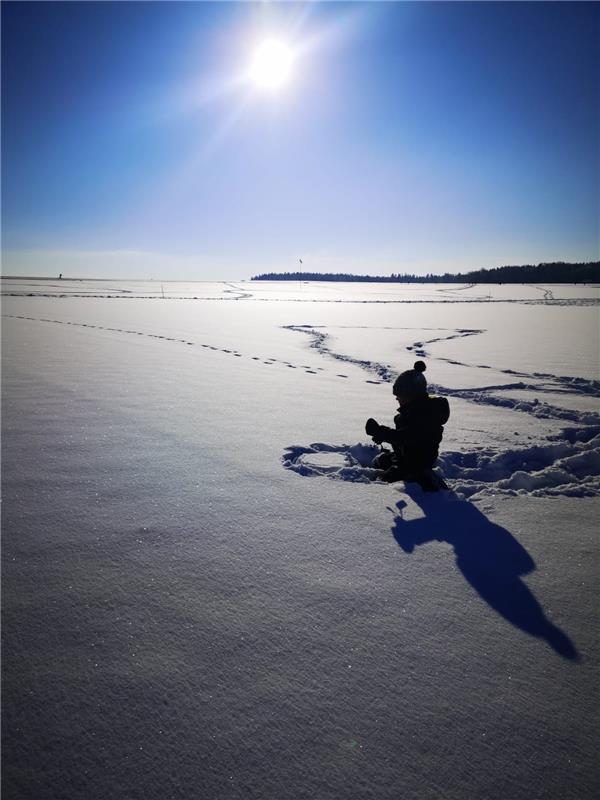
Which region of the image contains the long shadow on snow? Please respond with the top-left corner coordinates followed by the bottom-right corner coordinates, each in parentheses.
top-left (391, 486), bottom-right (578, 661)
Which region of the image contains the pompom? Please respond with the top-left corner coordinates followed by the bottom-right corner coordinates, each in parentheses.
top-left (413, 360), bottom-right (426, 373)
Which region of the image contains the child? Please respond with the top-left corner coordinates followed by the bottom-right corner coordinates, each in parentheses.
top-left (366, 360), bottom-right (450, 490)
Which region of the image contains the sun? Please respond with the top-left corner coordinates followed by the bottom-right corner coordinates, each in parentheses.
top-left (248, 38), bottom-right (294, 91)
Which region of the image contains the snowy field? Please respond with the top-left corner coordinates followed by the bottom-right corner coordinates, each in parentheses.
top-left (2, 279), bottom-right (599, 800)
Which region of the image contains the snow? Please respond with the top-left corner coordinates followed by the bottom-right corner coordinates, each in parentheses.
top-left (2, 279), bottom-right (599, 799)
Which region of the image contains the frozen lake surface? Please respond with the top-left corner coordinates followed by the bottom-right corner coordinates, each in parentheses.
top-left (2, 279), bottom-right (599, 799)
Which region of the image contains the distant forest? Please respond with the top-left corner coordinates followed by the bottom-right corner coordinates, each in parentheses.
top-left (251, 261), bottom-right (600, 284)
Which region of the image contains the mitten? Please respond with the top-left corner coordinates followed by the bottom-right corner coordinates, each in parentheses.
top-left (365, 417), bottom-right (383, 444)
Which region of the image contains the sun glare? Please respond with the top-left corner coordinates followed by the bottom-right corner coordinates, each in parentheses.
top-left (248, 38), bottom-right (294, 90)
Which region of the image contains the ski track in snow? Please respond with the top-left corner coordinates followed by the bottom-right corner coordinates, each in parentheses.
top-left (283, 325), bottom-right (600, 415)
top-left (4, 314), bottom-right (599, 499)
top-left (2, 282), bottom-right (598, 306)
top-left (222, 282), bottom-right (253, 300)
top-left (528, 284), bottom-right (555, 301)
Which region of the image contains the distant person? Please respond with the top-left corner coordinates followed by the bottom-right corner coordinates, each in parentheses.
top-left (366, 360), bottom-right (450, 491)
top-left (58, 273), bottom-right (62, 279)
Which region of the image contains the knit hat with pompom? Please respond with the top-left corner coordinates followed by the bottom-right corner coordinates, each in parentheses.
top-left (392, 360), bottom-right (427, 398)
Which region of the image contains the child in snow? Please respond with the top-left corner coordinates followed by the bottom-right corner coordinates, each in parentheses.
top-left (365, 360), bottom-right (450, 490)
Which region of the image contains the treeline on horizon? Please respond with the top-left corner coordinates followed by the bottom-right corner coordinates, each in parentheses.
top-left (251, 261), bottom-right (600, 284)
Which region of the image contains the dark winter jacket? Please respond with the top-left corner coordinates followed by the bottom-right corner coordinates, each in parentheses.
top-left (377, 394), bottom-right (450, 473)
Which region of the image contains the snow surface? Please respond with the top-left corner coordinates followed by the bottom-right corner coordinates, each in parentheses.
top-left (2, 280), bottom-right (599, 800)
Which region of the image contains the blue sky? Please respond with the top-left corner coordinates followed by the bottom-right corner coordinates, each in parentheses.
top-left (2, 1), bottom-right (598, 279)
